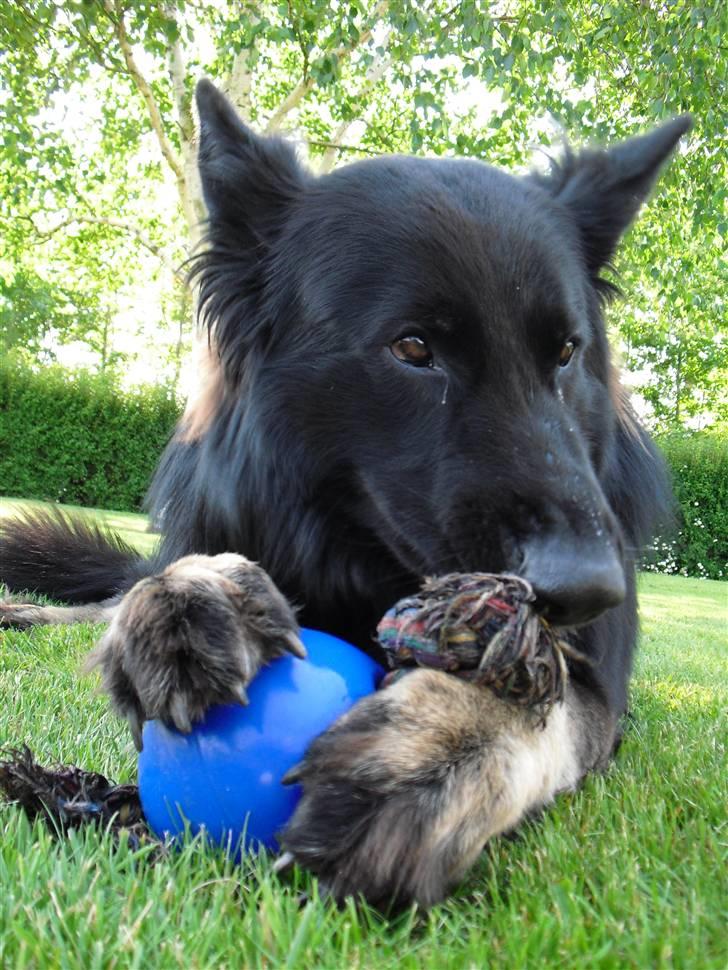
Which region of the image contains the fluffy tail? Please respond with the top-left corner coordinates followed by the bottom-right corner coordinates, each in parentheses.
top-left (0, 509), bottom-right (151, 603)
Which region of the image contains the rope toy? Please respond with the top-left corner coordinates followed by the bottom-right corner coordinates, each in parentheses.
top-left (377, 572), bottom-right (581, 722)
top-left (0, 745), bottom-right (152, 850)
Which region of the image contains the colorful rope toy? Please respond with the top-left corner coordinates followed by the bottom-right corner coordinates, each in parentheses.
top-left (377, 573), bottom-right (578, 721)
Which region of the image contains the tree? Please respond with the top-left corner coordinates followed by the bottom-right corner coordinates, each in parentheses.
top-left (0, 269), bottom-right (81, 359)
top-left (616, 173), bottom-right (727, 430)
top-left (0, 1), bottom-right (725, 418)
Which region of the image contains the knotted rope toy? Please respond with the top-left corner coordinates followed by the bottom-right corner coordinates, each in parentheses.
top-left (377, 572), bottom-right (580, 722)
top-left (0, 745), bottom-right (151, 850)
top-left (0, 572), bottom-right (581, 843)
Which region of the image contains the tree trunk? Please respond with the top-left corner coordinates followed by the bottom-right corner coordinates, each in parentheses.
top-left (674, 342), bottom-right (682, 425)
top-left (100, 316), bottom-right (110, 371)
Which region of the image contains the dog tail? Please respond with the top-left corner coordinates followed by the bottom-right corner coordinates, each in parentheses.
top-left (0, 508), bottom-right (151, 603)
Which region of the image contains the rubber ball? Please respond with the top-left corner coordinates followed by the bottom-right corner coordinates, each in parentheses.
top-left (138, 628), bottom-right (383, 854)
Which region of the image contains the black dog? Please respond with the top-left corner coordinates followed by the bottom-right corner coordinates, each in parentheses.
top-left (0, 81), bottom-right (690, 907)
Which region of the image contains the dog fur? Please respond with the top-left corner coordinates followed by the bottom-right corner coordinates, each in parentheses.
top-left (0, 81), bottom-right (690, 907)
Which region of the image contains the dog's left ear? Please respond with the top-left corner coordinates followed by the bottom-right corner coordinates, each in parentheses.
top-left (545, 116), bottom-right (692, 272)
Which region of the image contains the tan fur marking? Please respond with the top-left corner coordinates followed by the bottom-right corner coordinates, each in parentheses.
top-left (177, 343), bottom-right (226, 443)
top-left (362, 673), bottom-right (580, 848)
top-left (608, 363), bottom-right (647, 444)
top-left (420, 702), bottom-right (577, 856)
top-left (284, 668), bottom-right (591, 904)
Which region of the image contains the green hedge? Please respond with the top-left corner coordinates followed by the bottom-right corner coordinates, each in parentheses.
top-left (649, 429), bottom-right (728, 581)
top-left (0, 358), bottom-right (181, 512)
top-left (1, 359), bottom-right (725, 577)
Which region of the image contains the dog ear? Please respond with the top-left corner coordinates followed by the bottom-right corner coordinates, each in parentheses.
top-left (545, 116), bottom-right (692, 272)
top-left (192, 81), bottom-right (307, 383)
top-left (195, 78), bottom-right (306, 242)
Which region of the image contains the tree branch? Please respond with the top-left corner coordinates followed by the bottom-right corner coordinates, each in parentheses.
top-left (168, 23), bottom-right (194, 144)
top-left (164, 6), bottom-right (205, 237)
top-left (287, 0), bottom-right (311, 82)
top-left (307, 140), bottom-right (389, 156)
top-left (27, 213), bottom-right (186, 285)
top-left (103, 0), bottom-right (184, 182)
top-left (225, 32), bottom-right (258, 123)
top-left (14, 5), bottom-right (125, 75)
top-left (264, 0), bottom-right (390, 133)
top-left (319, 42), bottom-right (393, 172)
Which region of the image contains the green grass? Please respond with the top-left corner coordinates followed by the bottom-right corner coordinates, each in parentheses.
top-left (1, 498), bottom-right (726, 969)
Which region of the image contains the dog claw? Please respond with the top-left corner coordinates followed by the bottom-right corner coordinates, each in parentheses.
top-left (169, 694), bottom-right (192, 734)
top-left (284, 631), bottom-right (307, 658)
top-left (232, 682), bottom-right (249, 705)
top-left (273, 850), bottom-right (295, 874)
top-left (281, 761), bottom-right (306, 785)
top-left (129, 712), bottom-right (143, 752)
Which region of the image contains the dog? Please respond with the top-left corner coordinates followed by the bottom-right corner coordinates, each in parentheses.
top-left (0, 80), bottom-right (690, 908)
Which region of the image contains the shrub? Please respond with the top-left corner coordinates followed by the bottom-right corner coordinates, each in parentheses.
top-left (646, 428), bottom-right (728, 580)
top-left (0, 357), bottom-right (181, 512)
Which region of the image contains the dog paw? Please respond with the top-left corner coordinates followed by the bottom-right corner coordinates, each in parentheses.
top-left (85, 553), bottom-right (303, 749)
top-left (279, 669), bottom-right (540, 908)
top-left (0, 602), bottom-right (43, 630)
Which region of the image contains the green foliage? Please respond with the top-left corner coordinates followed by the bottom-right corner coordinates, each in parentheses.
top-left (0, 356), bottom-right (180, 511)
top-left (0, 1), bottom-right (725, 419)
top-left (0, 268), bottom-right (106, 360)
top-left (647, 429), bottom-right (728, 580)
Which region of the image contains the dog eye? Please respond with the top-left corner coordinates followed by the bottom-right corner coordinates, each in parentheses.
top-left (391, 335), bottom-right (433, 367)
top-left (558, 340), bottom-right (576, 367)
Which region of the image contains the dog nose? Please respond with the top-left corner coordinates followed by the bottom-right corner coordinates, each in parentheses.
top-left (520, 536), bottom-right (626, 627)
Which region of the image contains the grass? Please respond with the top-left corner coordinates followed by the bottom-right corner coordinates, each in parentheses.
top-left (1, 498), bottom-right (726, 969)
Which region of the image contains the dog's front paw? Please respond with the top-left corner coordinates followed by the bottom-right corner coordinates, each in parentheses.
top-left (85, 554), bottom-right (303, 748)
top-left (279, 669), bottom-right (538, 909)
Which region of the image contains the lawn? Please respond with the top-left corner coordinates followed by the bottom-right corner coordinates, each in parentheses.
top-left (1, 498), bottom-right (726, 969)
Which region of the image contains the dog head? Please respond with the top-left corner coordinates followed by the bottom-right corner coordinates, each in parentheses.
top-left (184, 80), bottom-right (689, 629)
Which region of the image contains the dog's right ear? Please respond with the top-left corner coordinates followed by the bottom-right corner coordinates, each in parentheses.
top-left (195, 79), bottom-right (306, 245)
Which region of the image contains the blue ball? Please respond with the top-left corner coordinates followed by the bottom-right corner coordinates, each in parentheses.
top-left (138, 628), bottom-right (383, 854)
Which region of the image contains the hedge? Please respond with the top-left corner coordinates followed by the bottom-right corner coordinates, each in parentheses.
top-left (0, 358), bottom-right (181, 512)
top-left (1, 359), bottom-right (725, 578)
top-left (650, 429), bottom-right (728, 581)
